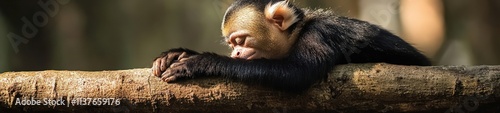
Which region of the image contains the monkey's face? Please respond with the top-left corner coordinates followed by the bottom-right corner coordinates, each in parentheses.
top-left (221, 2), bottom-right (300, 60)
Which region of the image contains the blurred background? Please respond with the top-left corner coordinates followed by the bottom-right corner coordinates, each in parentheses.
top-left (0, 0), bottom-right (499, 72)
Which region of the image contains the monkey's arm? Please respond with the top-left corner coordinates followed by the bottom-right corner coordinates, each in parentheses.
top-left (160, 35), bottom-right (334, 91)
top-left (181, 56), bottom-right (325, 91)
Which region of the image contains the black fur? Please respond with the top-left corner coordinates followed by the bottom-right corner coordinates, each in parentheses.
top-left (160, 0), bottom-right (430, 92)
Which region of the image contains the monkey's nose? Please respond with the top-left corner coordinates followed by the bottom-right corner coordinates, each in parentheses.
top-left (231, 47), bottom-right (246, 59)
top-left (231, 50), bottom-right (241, 58)
top-left (230, 47), bottom-right (256, 60)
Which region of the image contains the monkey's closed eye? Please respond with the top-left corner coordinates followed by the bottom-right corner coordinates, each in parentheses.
top-left (234, 37), bottom-right (245, 45)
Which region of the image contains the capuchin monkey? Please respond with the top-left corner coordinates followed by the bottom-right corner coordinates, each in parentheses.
top-left (151, 0), bottom-right (431, 91)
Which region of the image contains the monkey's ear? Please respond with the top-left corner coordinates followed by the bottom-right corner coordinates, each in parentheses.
top-left (265, 1), bottom-right (299, 31)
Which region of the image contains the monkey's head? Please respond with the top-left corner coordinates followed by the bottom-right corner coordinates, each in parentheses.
top-left (222, 0), bottom-right (304, 60)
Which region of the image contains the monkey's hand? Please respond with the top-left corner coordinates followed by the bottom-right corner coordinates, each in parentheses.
top-left (160, 57), bottom-right (196, 82)
top-left (151, 48), bottom-right (199, 78)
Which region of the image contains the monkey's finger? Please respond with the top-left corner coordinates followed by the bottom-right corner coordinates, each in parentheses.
top-left (179, 57), bottom-right (190, 62)
top-left (152, 63), bottom-right (157, 76)
top-left (159, 56), bottom-right (169, 72)
top-left (165, 53), bottom-right (180, 68)
top-left (152, 58), bottom-right (162, 77)
top-left (177, 52), bottom-right (188, 60)
top-left (161, 70), bottom-right (176, 82)
top-left (170, 62), bottom-right (185, 68)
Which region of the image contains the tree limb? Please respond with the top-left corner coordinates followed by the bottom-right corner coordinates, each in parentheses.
top-left (0, 63), bottom-right (499, 112)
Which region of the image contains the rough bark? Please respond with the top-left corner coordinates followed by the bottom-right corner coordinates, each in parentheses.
top-left (0, 63), bottom-right (499, 113)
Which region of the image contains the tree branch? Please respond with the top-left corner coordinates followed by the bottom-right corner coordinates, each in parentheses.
top-left (0, 63), bottom-right (499, 112)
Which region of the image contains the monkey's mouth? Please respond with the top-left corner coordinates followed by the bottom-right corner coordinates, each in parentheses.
top-left (242, 51), bottom-right (257, 60)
